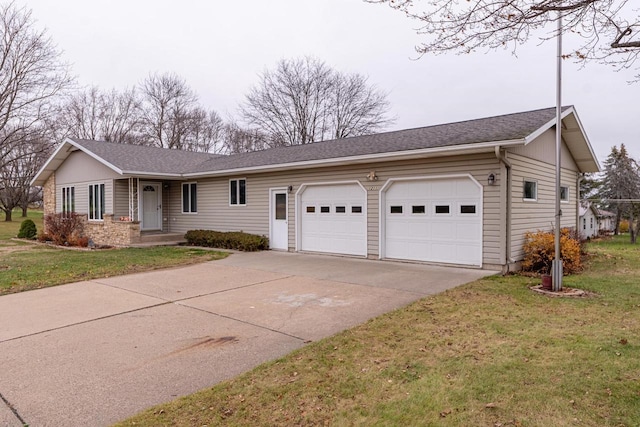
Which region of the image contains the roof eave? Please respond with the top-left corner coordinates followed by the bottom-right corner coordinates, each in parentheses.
top-left (524, 106), bottom-right (600, 173)
top-left (121, 171), bottom-right (184, 179)
top-left (183, 139), bottom-right (526, 179)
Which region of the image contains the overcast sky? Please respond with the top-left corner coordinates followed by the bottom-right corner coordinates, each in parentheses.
top-left (19, 0), bottom-right (639, 165)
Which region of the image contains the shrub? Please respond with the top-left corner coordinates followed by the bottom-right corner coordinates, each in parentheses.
top-left (522, 228), bottom-right (582, 275)
top-left (185, 230), bottom-right (269, 251)
top-left (44, 213), bottom-right (86, 246)
top-left (619, 220), bottom-right (629, 233)
top-left (17, 219), bottom-right (37, 239)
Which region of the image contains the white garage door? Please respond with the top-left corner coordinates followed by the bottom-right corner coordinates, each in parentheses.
top-left (384, 177), bottom-right (482, 266)
top-left (300, 183), bottom-right (367, 256)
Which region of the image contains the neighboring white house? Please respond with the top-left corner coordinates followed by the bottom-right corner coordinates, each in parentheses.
top-left (579, 202), bottom-right (599, 239)
top-left (32, 106), bottom-right (601, 272)
top-left (598, 209), bottom-right (616, 234)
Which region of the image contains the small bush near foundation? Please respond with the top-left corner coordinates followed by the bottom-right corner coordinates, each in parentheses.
top-left (17, 219), bottom-right (37, 239)
top-left (44, 213), bottom-right (86, 246)
top-left (185, 230), bottom-right (269, 251)
top-left (522, 228), bottom-right (582, 275)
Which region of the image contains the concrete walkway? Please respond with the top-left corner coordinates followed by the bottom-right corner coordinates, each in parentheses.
top-left (0, 252), bottom-right (496, 426)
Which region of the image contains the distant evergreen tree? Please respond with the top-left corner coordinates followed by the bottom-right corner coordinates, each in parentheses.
top-left (597, 144), bottom-right (640, 242)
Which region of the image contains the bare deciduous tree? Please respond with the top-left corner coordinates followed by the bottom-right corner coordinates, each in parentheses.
top-left (140, 72), bottom-right (197, 150)
top-left (366, 0), bottom-right (640, 77)
top-left (182, 107), bottom-right (225, 153)
top-left (0, 135), bottom-right (51, 221)
top-left (0, 2), bottom-right (72, 173)
top-left (98, 87), bottom-right (143, 144)
top-left (139, 73), bottom-right (224, 152)
top-left (222, 120), bottom-right (269, 154)
top-left (53, 86), bottom-right (143, 144)
top-left (241, 57), bottom-right (392, 147)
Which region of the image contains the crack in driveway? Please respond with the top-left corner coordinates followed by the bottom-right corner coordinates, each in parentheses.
top-left (0, 390), bottom-right (26, 426)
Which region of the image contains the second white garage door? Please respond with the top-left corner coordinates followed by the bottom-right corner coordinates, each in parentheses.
top-left (383, 177), bottom-right (482, 266)
top-left (299, 183), bottom-right (367, 256)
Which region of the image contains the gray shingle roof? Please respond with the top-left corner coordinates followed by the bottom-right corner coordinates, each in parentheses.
top-left (70, 139), bottom-right (219, 174)
top-left (188, 106), bottom-right (563, 173)
top-left (73, 106), bottom-right (565, 175)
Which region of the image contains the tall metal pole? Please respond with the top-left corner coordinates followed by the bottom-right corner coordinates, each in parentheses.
top-left (552, 8), bottom-right (563, 291)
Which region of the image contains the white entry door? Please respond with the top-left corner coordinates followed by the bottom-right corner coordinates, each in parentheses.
top-left (269, 188), bottom-right (288, 250)
top-left (141, 182), bottom-right (162, 231)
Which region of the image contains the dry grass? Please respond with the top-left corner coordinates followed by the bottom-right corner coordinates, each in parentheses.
top-left (116, 235), bottom-right (640, 427)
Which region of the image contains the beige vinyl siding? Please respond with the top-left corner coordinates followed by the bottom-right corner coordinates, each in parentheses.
top-left (165, 153), bottom-right (502, 266)
top-left (54, 151), bottom-right (119, 219)
top-left (55, 151), bottom-right (121, 184)
top-left (509, 128), bottom-right (579, 170)
top-left (55, 180), bottom-right (114, 218)
top-left (509, 153), bottom-right (579, 260)
top-left (113, 179), bottom-right (130, 218)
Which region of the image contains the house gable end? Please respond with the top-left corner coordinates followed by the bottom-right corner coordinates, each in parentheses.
top-left (507, 127), bottom-right (579, 171)
top-left (56, 150), bottom-right (123, 185)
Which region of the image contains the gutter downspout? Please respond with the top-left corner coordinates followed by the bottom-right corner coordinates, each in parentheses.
top-left (577, 174), bottom-right (583, 236)
top-left (495, 146), bottom-right (514, 274)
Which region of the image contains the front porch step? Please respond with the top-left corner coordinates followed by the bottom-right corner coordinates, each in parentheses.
top-left (131, 232), bottom-right (186, 247)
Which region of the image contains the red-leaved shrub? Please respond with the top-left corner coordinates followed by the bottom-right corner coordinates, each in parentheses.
top-left (44, 213), bottom-right (86, 246)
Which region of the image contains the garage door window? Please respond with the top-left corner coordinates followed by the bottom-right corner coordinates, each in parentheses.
top-left (460, 205), bottom-right (477, 214)
top-left (352, 206), bottom-right (362, 214)
top-left (412, 205), bottom-right (426, 214)
top-left (390, 205), bottom-right (403, 214)
top-left (335, 206), bottom-right (346, 213)
top-left (320, 206), bottom-right (330, 213)
top-left (306, 206), bottom-right (315, 213)
top-left (435, 205), bottom-right (450, 214)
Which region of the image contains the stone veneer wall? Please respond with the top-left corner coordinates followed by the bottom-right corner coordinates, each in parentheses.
top-left (42, 174), bottom-right (56, 233)
top-left (84, 214), bottom-right (141, 247)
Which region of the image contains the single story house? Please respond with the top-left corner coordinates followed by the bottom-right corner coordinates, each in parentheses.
top-left (32, 106), bottom-right (600, 271)
top-left (579, 202), bottom-right (600, 239)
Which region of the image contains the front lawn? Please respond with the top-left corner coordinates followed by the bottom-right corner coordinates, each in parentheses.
top-left (116, 235), bottom-right (640, 427)
top-left (0, 209), bottom-right (43, 242)
top-left (0, 210), bottom-right (228, 295)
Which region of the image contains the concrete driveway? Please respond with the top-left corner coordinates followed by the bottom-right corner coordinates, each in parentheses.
top-left (0, 251), bottom-right (496, 426)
